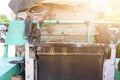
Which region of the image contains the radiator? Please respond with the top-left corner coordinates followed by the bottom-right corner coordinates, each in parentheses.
top-left (36, 43), bottom-right (105, 80)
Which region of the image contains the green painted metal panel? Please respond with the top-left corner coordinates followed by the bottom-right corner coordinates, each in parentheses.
top-left (5, 20), bottom-right (27, 45)
top-left (115, 68), bottom-right (120, 80)
top-left (115, 58), bottom-right (120, 80)
top-left (4, 20), bottom-right (27, 57)
top-left (0, 57), bottom-right (22, 80)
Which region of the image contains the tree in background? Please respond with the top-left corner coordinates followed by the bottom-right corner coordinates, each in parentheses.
top-left (0, 14), bottom-right (10, 23)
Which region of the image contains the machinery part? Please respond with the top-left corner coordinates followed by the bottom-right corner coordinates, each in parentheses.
top-left (37, 55), bottom-right (103, 80)
top-left (24, 20), bottom-right (41, 44)
top-left (103, 44), bottom-right (116, 80)
top-left (118, 60), bottom-right (120, 71)
top-left (95, 24), bottom-right (117, 44)
top-left (116, 43), bottom-right (120, 58)
top-left (36, 43), bottom-right (107, 80)
top-left (9, 58), bottom-right (25, 79)
top-left (24, 20), bottom-right (32, 36)
top-left (29, 23), bottom-right (41, 44)
top-left (15, 45), bottom-right (25, 57)
top-left (26, 4), bottom-right (49, 19)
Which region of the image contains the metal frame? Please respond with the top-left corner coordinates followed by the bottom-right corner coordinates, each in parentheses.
top-left (25, 42), bottom-right (34, 80)
top-left (26, 20), bottom-right (119, 80)
top-left (103, 44), bottom-right (116, 80)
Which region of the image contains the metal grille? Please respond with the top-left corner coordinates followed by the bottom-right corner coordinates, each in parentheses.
top-left (37, 44), bottom-right (104, 80)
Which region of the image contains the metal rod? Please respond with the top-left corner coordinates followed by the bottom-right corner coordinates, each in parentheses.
top-left (3, 45), bottom-right (8, 57)
top-left (41, 34), bottom-right (87, 36)
top-left (45, 20), bottom-right (120, 24)
top-left (37, 53), bottom-right (103, 55)
top-left (87, 23), bottom-right (94, 43)
top-left (33, 20), bottom-right (120, 24)
top-left (118, 26), bottom-right (120, 43)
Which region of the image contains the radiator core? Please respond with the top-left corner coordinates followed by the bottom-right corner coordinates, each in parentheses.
top-left (37, 43), bottom-right (105, 80)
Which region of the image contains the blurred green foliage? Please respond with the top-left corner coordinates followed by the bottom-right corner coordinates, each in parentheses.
top-left (0, 14), bottom-right (10, 23)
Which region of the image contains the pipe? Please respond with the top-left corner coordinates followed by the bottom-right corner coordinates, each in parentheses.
top-left (33, 20), bottom-right (120, 24)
